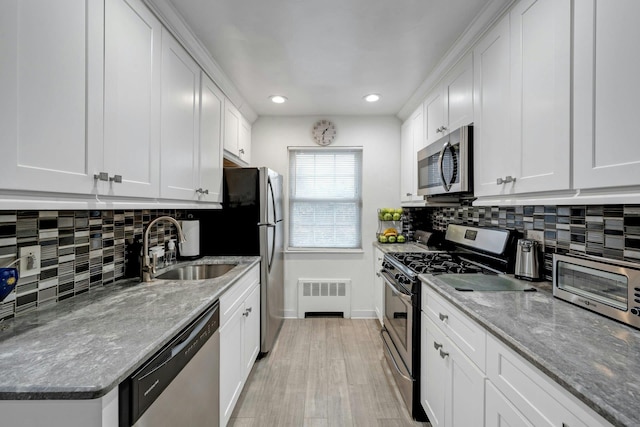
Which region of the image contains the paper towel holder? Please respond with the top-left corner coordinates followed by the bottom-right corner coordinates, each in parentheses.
top-left (178, 217), bottom-right (201, 260)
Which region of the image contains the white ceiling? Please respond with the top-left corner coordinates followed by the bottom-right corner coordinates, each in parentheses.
top-left (168, 0), bottom-right (492, 116)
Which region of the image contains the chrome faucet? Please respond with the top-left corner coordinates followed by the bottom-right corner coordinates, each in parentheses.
top-left (141, 216), bottom-right (186, 282)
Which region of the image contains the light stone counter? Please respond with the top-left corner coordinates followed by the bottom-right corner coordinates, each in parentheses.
top-left (421, 274), bottom-right (640, 427)
top-left (0, 256), bottom-right (260, 400)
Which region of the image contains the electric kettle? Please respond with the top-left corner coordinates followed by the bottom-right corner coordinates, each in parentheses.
top-left (515, 239), bottom-right (540, 281)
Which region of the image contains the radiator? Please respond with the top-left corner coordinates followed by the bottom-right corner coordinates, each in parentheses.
top-left (297, 279), bottom-right (351, 318)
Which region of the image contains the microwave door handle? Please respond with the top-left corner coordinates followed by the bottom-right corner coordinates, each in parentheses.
top-left (438, 141), bottom-right (452, 192)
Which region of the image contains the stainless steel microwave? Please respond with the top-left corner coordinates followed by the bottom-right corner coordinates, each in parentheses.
top-left (417, 125), bottom-right (472, 196)
top-left (553, 253), bottom-right (640, 330)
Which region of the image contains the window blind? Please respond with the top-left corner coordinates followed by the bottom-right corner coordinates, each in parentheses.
top-left (289, 148), bottom-right (363, 249)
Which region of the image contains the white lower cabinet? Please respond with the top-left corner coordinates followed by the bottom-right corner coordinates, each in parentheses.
top-left (219, 266), bottom-right (260, 427)
top-left (421, 313), bottom-right (485, 427)
top-left (373, 247), bottom-right (385, 326)
top-left (485, 381), bottom-right (533, 427)
top-left (485, 334), bottom-right (611, 427)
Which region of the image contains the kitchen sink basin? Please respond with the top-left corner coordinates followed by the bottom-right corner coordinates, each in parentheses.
top-left (434, 274), bottom-right (537, 292)
top-left (156, 263), bottom-right (236, 281)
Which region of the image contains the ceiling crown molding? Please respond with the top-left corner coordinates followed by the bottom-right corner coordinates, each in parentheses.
top-left (143, 0), bottom-right (258, 123)
top-left (397, 0), bottom-right (515, 122)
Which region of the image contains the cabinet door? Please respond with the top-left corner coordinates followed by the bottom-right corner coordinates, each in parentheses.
top-left (425, 89), bottom-right (445, 145)
top-left (485, 381), bottom-right (534, 427)
top-left (243, 284), bottom-right (260, 380)
top-left (239, 117), bottom-right (252, 165)
top-left (444, 53), bottom-right (474, 133)
top-left (220, 303), bottom-right (244, 427)
top-left (224, 100), bottom-right (241, 156)
top-left (510, 0), bottom-right (570, 194)
top-left (104, 0), bottom-right (161, 198)
top-left (574, 0), bottom-right (640, 189)
top-left (473, 15), bottom-right (513, 197)
top-left (0, 0), bottom-right (103, 194)
top-left (373, 248), bottom-right (385, 326)
top-left (448, 339), bottom-right (485, 427)
top-left (421, 314), bottom-right (447, 427)
top-left (400, 120), bottom-right (415, 203)
top-left (160, 29), bottom-right (200, 200)
top-left (199, 73), bottom-right (224, 203)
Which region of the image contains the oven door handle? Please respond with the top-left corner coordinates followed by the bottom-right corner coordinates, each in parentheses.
top-left (381, 329), bottom-right (413, 382)
top-left (381, 272), bottom-right (412, 305)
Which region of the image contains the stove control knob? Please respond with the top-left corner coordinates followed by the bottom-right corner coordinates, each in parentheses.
top-left (631, 307), bottom-right (640, 316)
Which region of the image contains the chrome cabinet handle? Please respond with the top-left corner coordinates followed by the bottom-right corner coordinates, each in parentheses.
top-left (94, 172), bottom-right (108, 182)
top-left (376, 272), bottom-right (381, 277)
top-left (441, 126), bottom-right (447, 133)
top-left (497, 176), bottom-right (516, 185)
top-left (439, 349), bottom-right (449, 359)
top-left (438, 313), bottom-right (448, 322)
top-left (196, 188), bottom-right (209, 195)
top-left (406, 192), bottom-right (412, 196)
top-left (109, 174), bottom-right (122, 183)
top-left (433, 341), bottom-right (443, 350)
top-left (243, 307), bottom-right (252, 317)
top-left (239, 148), bottom-right (245, 155)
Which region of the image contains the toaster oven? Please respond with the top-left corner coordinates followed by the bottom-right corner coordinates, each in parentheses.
top-left (553, 253), bottom-right (640, 329)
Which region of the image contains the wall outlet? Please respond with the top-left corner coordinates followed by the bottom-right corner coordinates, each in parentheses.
top-left (525, 230), bottom-right (545, 253)
top-left (19, 245), bottom-right (41, 277)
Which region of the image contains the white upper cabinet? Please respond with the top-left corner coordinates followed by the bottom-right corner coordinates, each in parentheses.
top-left (574, 0), bottom-right (640, 190)
top-left (425, 53), bottom-right (473, 147)
top-left (198, 72), bottom-right (224, 203)
top-left (224, 100), bottom-right (251, 165)
top-left (509, 0), bottom-right (570, 194)
top-left (103, 0), bottom-right (161, 198)
top-left (474, 0), bottom-right (570, 198)
top-left (160, 29), bottom-right (201, 200)
top-left (0, 0), bottom-right (103, 195)
top-left (444, 54), bottom-right (474, 134)
top-left (425, 90), bottom-right (445, 146)
top-left (400, 106), bottom-right (426, 204)
top-left (473, 15), bottom-right (512, 198)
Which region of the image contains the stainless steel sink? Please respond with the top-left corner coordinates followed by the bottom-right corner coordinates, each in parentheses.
top-left (156, 263), bottom-right (236, 281)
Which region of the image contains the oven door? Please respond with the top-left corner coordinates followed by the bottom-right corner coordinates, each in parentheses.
top-left (381, 272), bottom-right (413, 372)
top-left (417, 126), bottom-right (471, 196)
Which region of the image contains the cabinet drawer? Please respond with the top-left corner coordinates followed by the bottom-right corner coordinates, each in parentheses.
top-left (422, 284), bottom-right (486, 371)
top-left (220, 264), bottom-right (260, 326)
top-left (486, 334), bottom-right (611, 427)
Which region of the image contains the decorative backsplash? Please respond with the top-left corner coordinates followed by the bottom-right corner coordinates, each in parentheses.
top-left (0, 210), bottom-right (188, 320)
top-left (407, 204), bottom-right (640, 281)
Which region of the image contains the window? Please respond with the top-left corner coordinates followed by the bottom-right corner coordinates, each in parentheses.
top-left (288, 148), bottom-right (363, 249)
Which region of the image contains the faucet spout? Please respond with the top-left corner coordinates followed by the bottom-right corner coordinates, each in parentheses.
top-left (141, 216), bottom-right (186, 282)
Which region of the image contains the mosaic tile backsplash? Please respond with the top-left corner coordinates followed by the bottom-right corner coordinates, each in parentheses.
top-left (406, 204), bottom-right (640, 281)
top-left (0, 210), bottom-right (188, 320)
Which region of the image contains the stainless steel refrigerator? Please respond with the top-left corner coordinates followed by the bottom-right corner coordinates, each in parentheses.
top-left (200, 167), bottom-right (284, 355)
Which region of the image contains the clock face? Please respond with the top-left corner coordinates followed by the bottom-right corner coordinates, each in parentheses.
top-left (312, 120), bottom-right (337, 146)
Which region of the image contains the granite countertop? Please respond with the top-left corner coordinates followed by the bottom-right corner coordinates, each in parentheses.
top-left (0, 256), bottom-right (260, 400)
top-left (372, 241), bottom-right (429, 253)
top-left (420, 274), bottom-right (640, 427)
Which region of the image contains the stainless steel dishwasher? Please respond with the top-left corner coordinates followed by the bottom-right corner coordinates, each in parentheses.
top-left (119, 301), bottom-right (220, 427)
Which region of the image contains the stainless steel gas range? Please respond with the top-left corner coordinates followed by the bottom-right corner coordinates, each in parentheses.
top-left (380, 224), bottom-right (520, 421)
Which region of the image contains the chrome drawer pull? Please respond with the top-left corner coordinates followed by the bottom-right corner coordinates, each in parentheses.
top-left (438, 313), bottom-right (448, 322)
top-left (439, 349), bottom-right (449, 359)
top-left (433, 341), bottom-right (443, 350)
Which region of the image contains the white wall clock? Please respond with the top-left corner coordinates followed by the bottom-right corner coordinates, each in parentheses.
top-left (311, 119), bottom-right (337, 146)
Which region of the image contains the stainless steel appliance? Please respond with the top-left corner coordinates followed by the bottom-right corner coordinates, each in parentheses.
top-left (515, 239), bottom-right (541, 281)
top-left (381, 224), bottom-right (519, 421)
top-left (119, 301), bottom-right (220, 427)
top-left (417, 125), bottom-right (473, 196)
top-left (201, 167), bottom-right (284, 355)
top-left (553, 253), bottom-right (640, 329)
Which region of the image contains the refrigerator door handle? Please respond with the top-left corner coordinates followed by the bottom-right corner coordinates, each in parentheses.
top-left (257, 222), bottom-right (276, 227)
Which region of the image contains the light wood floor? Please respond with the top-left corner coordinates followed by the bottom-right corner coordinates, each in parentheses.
top-left (229, 318), bottom-right (431, 427)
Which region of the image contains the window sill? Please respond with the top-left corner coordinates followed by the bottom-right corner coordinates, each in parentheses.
top-left (285, 248), bottom-right (365, 254)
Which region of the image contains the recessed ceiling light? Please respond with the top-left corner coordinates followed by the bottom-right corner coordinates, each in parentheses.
top-left (363, 93), bottom-right (381, 103)
top-left (269, 95), bottom-right (287, 104)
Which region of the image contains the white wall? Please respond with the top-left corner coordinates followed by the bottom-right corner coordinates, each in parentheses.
top-left (251, 116), bottom-right (401, 318)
